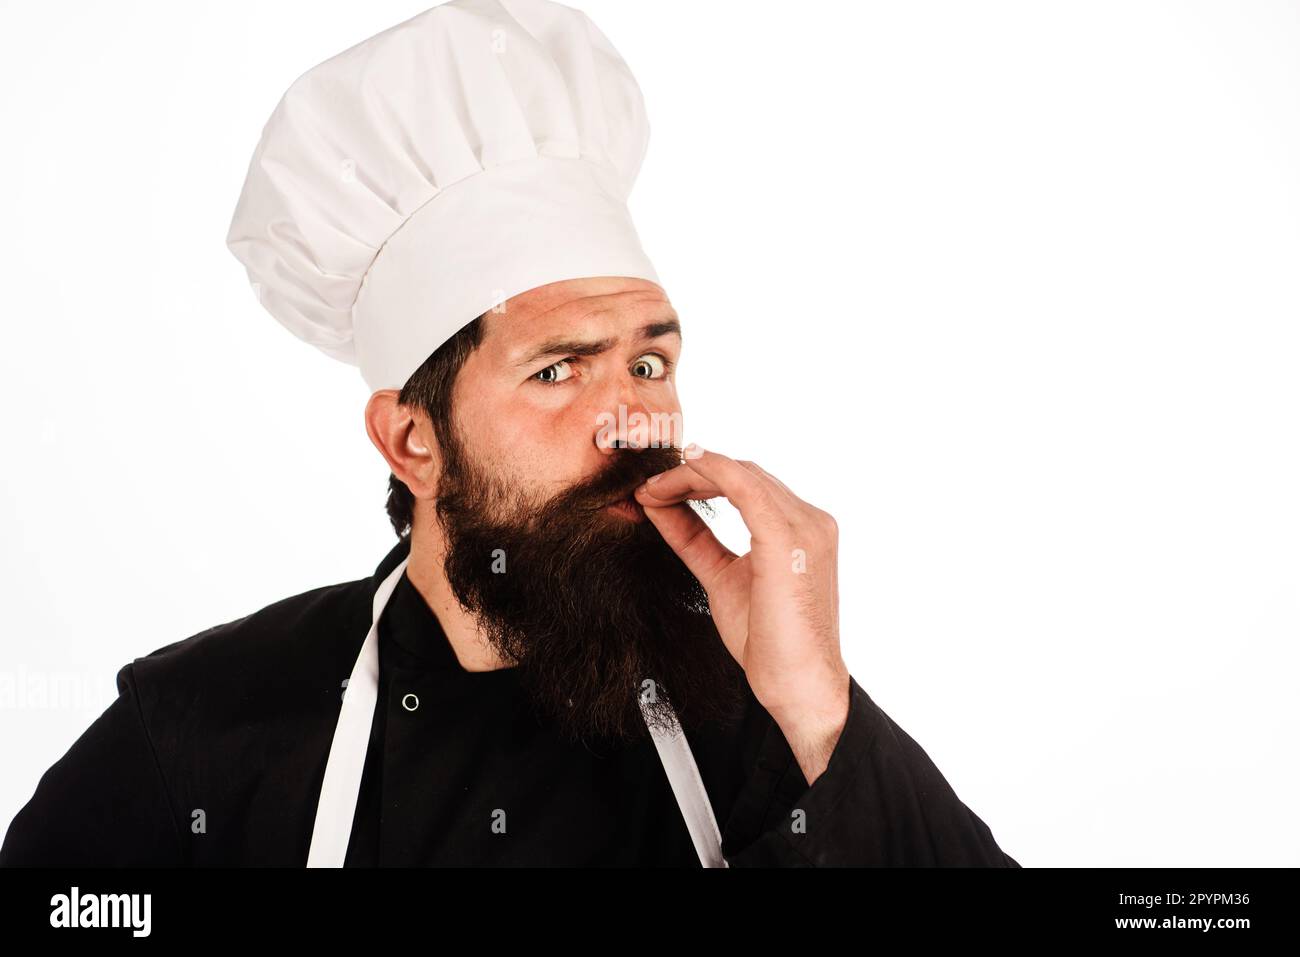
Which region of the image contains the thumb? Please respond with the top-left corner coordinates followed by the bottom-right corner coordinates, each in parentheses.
top-left (641, 501), bottom-right (737, 590)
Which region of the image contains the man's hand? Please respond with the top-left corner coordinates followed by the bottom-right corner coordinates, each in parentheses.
top-left (633, 444), bottom-right (851, 785)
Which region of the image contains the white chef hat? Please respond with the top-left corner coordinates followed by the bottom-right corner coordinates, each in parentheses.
top-left (226, 0), bottom-right (661, 393)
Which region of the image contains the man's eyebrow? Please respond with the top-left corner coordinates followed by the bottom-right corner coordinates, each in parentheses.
top-left (513, 318), bottom-right (681, 369)
top-left (641, 318), bottom-right (681, 341)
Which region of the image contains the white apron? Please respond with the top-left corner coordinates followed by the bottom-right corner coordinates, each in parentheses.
top-left (306, 556), bottom-right (730, 868)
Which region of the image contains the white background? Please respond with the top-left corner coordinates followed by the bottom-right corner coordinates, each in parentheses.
top-left (1, 0), bottom-right (1296, 867)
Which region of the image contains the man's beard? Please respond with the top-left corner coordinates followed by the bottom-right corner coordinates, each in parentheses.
top-left (432, 434), bottom-right (748, 746)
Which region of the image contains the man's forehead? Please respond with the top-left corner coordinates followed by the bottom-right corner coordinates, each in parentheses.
top-left (483, 279), bottom-right (679, 352)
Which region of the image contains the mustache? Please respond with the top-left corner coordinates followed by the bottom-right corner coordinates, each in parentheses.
top-left (560, 444), bottom-right (684, 513)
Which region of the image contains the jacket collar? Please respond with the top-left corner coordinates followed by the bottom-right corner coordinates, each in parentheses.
top-left (371, 534), bottom-right (412, 595)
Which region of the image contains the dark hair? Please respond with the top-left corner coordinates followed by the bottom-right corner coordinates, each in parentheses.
top-left (385, 314), bottom-right (486, 539)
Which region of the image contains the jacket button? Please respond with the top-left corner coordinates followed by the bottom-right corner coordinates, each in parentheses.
top-left (401, 693), bottom-right (419, 712)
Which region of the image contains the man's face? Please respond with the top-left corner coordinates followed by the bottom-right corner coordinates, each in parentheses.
top-left (452, 276), bottom-right (685, 518)
top-left (425, 277), bottom-right (746, 744)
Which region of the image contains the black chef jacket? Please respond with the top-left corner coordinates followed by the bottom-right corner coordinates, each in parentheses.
top-left (0, 536), bottom-right (1020, 867)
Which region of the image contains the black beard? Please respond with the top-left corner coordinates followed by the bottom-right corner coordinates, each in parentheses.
top-left (433, 437), bottom-right (748, 746)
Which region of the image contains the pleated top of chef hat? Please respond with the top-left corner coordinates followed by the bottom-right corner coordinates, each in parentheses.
top-left (226, 0), bottom-right (661, 393)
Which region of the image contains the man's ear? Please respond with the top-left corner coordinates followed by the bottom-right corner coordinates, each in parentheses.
top-left (364, 391), bottom-right (442, 497)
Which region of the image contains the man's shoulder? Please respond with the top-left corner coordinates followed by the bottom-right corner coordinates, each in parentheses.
top-left (122, 572), bottom-right (378, 705)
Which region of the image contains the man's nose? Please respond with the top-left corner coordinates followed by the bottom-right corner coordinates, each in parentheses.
top-left (593, 379), bottom-right (657, 454)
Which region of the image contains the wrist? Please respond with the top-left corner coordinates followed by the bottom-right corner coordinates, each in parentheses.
top-left (767, 667), bottom-right (852, 786)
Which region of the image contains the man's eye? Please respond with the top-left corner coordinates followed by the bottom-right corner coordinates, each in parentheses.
top-left (533, 359), bottom-right (574, 385)
top-left (631, 354), bottom-right (669, 379)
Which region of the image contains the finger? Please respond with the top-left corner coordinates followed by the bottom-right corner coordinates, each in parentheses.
top-left (641, 454), bottom-right (799, 509)
top-left (634, 464), bottom-right (725, 505)
top-left (640, 500), bottom-right (738, 587)
top-left (736, 460), bottom-right (801, 509)
top-left (680, 446), bottom-right (791, 542)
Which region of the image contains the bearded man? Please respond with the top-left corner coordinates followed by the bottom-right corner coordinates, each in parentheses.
top-left (0, 0), bottom-right (1018, 868)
